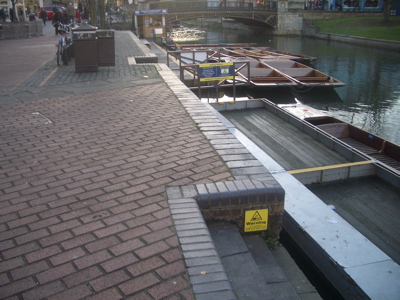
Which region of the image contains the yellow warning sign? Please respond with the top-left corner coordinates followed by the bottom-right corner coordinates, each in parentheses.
top-left (244, 209), bottom-right (268, 232)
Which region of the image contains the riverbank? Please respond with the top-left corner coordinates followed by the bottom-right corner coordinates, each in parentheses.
top-left (303, 16), bottom-right (400, 51)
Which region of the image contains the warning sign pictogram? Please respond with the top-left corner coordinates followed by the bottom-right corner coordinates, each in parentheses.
top-left (244, 209), bottom-right (268, 232)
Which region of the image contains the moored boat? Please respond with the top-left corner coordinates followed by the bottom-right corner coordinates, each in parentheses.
top-left (279, 103), bottom-right (400, 172)
top-left (232, 59), bottom-right (345, 89)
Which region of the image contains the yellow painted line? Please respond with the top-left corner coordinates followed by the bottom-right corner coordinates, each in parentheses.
top-left (288, 161), bottom-right (373, 174)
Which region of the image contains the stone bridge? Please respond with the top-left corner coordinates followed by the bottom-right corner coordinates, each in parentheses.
top-left (148, 0), bottom-right (306, 35)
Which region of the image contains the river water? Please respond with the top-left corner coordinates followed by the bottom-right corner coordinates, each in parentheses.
top-left (184, 24), bottom-right (400, 145)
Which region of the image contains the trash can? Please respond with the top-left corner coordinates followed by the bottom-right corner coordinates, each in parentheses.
top-left (28, 13), bottom-right (35, 21)
top-left (97, 29), bottom-right (115, 66)
top-left (72, 23), bottom-right (98, 73)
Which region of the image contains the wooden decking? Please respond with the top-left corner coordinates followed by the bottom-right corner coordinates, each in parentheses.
top-left (308, 177), bottom-right (400, 265)
top-left (221, 108), bottom-right (349, 171)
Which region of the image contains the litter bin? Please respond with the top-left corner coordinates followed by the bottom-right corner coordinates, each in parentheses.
top-left (97, 29), bottom-right (115, 66)
top-left (28, 13), bottom-right (35, 21)
top-left (72, 23), bottom-right (98, 73)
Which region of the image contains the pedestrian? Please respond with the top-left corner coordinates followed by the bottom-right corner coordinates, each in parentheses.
top-left (62, 10), bottom-right (68, 24)
top-left (53, 9), bottom-right (62, 35)
top-left (9, 8), bottom-right (14, 22)
top-left (75, 9), bottom-right (81, 24)
top-left (78, 0), bottom-right (83, 13)
top-left (0, 8), bottom-right (6, 22)
top-left (67, 3), bottom-right (74, 24)
top-left (83, 4), bottom-right (89, 21)
top-left (18, 6), bottom-right (24, 22)
top-left (40, 8), bottom-right (47, 25)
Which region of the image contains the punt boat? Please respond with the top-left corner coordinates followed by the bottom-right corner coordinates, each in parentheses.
top-left (279, 103), bottom-right (400, 172)
top-left (232, 59), bottom-right (345, 89)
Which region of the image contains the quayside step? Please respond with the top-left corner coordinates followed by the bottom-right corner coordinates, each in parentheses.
top-left (208, 222), bottom-right (321, 300)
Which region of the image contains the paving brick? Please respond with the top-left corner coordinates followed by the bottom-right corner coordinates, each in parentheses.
top-left (73, 250), bottom-right (113, 270)
top-left (147, 275), bottom-right (191, 300)
top-left (90, 270), bottom-right (130, 292)
top-left (60, 233), bottom-right (96, 250)
top-left (63, 266), bottom-right (103, 288)
top-left (94, 223), bottom-right (128, 238)
top-left (135, 241), bottom-right (170, 259)
top-left (49, 247), bottom-right (86, 266)
top-left (85, 236), bottom-right (120, 253)
top-left (72, 220), bottom-right (106, 236)
top-left (103, 211), bottom-right (134, 225)
top-left (118, 273), bottom-right (160, 296)
top-left (10, 260), bottom-right (49, 280)
top-left (29, 216), bottom-right (61, 231)
top-left (48, 219), bottom-right (81, 234)
top-left (22, 280), bottom-right (65, 300)
top-left (19, 204), bottom-right (48, 217)
top-left (84, 288), bottom-right (123, 300)
top-left (2, 242), bottom-right (40, 259)
top-left (161, 248), bottom-right (184, 263)
top-left (100, 252), bottom-right (139, 273)
top-left (36, 263), bottom-right (76, 284)
top-left (141, 227), bottom-right (175, 244)
top-left (108, 238), bottom-right (144, 257)
top-left (7, 214), bottom-right (39, 229)
top-left (25, 245), bottom-right (62, 263)
top-left (117, 225), bottom-right (151, 241)
top-left (0, 226), bottom-right (28, 242)
top-left (0, 277), bottom-right (36, 298)
top-left (0, 257), bottom-right (25, 273)
top-left (47, 284), bottom-right (93, 300)
top-left (60, 208), bottom-right (92, 221)
top-left (0, 272), bottom-right (10, 286)
top-left (126, 256), bottom-right (165, 277)
top-left (109, 201), bottom-right (140, 214)
top-left (0, 239), bottom-right (15, 251)
top-left (156, 260), bottom-right (186, 280)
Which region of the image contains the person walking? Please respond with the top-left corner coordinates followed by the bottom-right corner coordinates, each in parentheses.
top-left (52, 9), bottom-right (63, 35)
top-left (67, 3), bottom-right (75, 24)
top-left (0, 8), bottom-right (6, 22)
top-left (18, 6), bottom-right (24, 22)
top-left (40, 8), bottom-right (47, 25)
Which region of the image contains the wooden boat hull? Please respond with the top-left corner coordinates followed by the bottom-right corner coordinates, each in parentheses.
top-left (233, 59), bottom-right (345, 89)
top-left (279, 104), bottom-right (400, 172)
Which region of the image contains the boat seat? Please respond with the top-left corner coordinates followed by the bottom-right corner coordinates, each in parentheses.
top-left (263, 60), bottom-right (296, 68)
top-left (296, 77), bottom-right (329, 82)
top-left (252, 77), bottom-right (291, 82)
top-left (317, 123), bottom-right (349, 138)
top-left (277, 68), bottom-right (315, 77)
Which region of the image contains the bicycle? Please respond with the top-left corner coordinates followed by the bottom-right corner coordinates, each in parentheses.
top-left (55, 22), bottom-right (73, 66)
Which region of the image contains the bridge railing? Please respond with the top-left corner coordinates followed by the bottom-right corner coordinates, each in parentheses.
top-left (150, 1), bottom-right (277, 12)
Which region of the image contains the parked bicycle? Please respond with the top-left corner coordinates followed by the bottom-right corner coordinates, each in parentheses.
top-left (55, 22), bottom-right (74, 66)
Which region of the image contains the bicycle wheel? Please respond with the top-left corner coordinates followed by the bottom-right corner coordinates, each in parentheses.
top-left (62, 46), bottom-right (69, 65)
top-left (56, 40), bottom-right (62, 66)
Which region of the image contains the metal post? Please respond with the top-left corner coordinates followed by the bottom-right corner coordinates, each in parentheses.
top-left (197, 65), bottom-right (201, 100)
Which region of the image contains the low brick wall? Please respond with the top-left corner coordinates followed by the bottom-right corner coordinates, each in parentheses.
top-left (167, 179), bottom-right (285, 239)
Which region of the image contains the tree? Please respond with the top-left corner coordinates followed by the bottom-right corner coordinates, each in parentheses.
top-left (9, 0), bottom-right (17, 22)
top-left (383, 0), bottom-right (391, 22)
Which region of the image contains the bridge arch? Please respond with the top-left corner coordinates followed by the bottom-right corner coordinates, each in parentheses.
top-left (150, 1), bottom-right (278, 29)
top-left (166, 11), bottom-right (278, 29)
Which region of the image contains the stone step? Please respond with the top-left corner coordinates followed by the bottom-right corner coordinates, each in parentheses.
top-left (209, 222), bottom-right (321, 300)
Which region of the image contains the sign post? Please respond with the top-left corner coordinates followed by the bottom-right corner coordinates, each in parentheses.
top-left (244, 209), bottom-right (269, 232)
top-left (198, 62), bottom-right (235, 102)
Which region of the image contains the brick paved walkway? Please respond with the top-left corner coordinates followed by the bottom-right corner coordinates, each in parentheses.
top-left (0, 30), bottom-right (234, 299)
